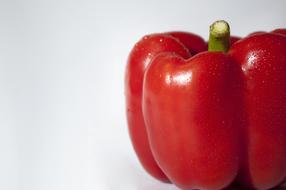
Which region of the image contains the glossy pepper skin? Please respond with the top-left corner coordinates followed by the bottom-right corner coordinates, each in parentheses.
top-left (125, 32), bottom-right (206, 182)
top-left (143, 52), bottom-right (245, 190)
top-left (229, 33), bottom-right (286, 190)
top-left (125, 30), bottom-right (286, 190)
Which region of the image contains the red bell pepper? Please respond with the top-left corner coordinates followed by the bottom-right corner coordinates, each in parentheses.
top-left (125, 20), bottom-right (286, 190)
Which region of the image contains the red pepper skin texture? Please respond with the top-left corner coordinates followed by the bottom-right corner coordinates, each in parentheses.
top-left (167, 32), bottom-right (207, 54)
top-left (230, 36), bottom-right (241, 45)
top-left (229, 33), bottom-right (286, 190)
top-left (143, 52), bottom-right (245, 190)
top-left (126, 29), bottom-right (286, 190)
top-left (125, 33), bottom-right (206, 182)
top-left (272, 29), bottom-right (286, 36)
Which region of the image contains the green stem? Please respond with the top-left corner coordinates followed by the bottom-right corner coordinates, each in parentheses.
top-left (208, 20), bottom-right (230, 52)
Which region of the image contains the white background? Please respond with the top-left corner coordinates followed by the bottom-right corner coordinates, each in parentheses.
top-left (0, 0), bottom-right (285, 189)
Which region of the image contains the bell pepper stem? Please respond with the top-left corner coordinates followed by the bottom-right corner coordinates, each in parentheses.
top-left (208, 20), bottom-right (230, 52)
